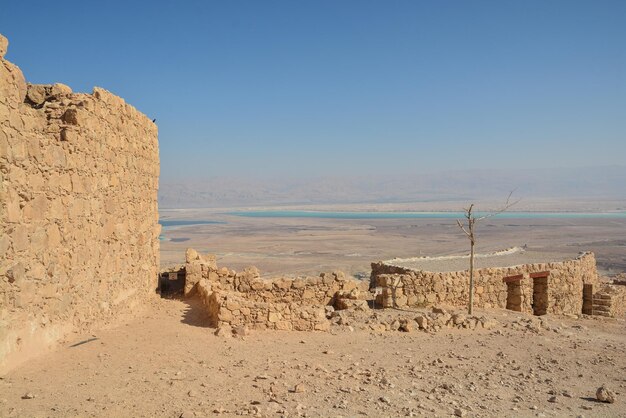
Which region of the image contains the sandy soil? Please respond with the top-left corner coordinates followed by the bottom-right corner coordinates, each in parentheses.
top-left (1, 297), bottom-right (624, 418)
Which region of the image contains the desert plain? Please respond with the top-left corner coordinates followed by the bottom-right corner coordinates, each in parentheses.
top-left (2, 202), bottom-right (626, 418)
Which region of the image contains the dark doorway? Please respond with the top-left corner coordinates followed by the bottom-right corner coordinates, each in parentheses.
top-left (582, 284), bottom-right (593, 315)
top-left (532, 276), bottom-right (548, 315)
top-left (503, 274), bottom-right (524, 312)
top-left (159, 269), bottom-right (186, 297)
top-left (506, 281), bottom-right (522, 311)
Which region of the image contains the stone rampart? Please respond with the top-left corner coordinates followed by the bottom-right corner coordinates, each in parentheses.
top-left (370, 252), bottom-right (599, 316)
top-left (0, 34), bottom-right (160, 372)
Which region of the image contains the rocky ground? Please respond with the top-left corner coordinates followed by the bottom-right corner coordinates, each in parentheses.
top-left (1, 297), bottom-right (624, 418)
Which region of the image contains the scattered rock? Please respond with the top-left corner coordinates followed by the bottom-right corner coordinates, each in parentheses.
top-left (548, 396), bottom-right (557, 403)
top-left (214, 326), bottom-right (232, 337)
top-left (399, 319), bottom-right (413, 332)
top-left (21, 392), bottom-right (36, 400)
top-left (596, 385), bottom-right (615, 403)
top-left (432, 306), bottom-right (447, 315)
top-left (291, 383), bottom-right (307, 393)
top-left (454, 408), bottom-right (466, 417)
top-left (232, 325), bottom-right (250, 337)
top-left (452, 314), bottom-right (466, 326)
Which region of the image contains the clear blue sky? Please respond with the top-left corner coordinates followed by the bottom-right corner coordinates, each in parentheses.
top-left (2, 1), bottom-right (625, 182)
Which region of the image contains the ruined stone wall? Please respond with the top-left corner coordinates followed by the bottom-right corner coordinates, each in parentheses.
top-left (371, 253), bottom-right (599, 316)
top-left (592, 285), bottom-right (626, 318)
top-left (0, 35), bottom-right (160, 372)
top-left (186, 249), bottom-right (368, 331)
top-left (197, 281), bottom-right (330, 331)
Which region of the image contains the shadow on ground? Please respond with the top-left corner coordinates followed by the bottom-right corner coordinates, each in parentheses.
top-left (178, 296), bottom-right (214, 328)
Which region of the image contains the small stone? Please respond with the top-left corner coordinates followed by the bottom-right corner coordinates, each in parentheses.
top-left (214, 326), bottom-right (232, 337)
top-left (232, 325), bottom-right (250, 337)
top-left (379, 396), bottom-right (391, 404)
top-left (292, 383), bottom-right (306, 393)
top-left (548, 396), bottom-right (557, 403)
top-left (22, 392), bottom-right (36, 399)
top-left (454, 408), bottom-right (466, 417)
top-left (596, 385), bottom-right (615, 403)
top-left (187, 390), bottom-right (197, 397)
top-left (452, 314), bottom-right (466, 326)
top-left (399, 321), bottom-right (413, 332)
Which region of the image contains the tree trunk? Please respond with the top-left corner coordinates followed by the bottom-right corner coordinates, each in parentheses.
top-left (468, 239), bottom-right (474, 315)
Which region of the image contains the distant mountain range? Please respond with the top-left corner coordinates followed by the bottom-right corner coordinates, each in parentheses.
top-left (158, 166), bottom-right (626, 209)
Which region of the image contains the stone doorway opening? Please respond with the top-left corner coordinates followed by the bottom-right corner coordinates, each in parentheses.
top-left (582, 284), bottom-right (593, 315)
top-left (504, 274), bottom-right (523, 312)
top-left (159, 268), bottom-right (186, 297)
top-left (530, 271), bottom-right (549, 316)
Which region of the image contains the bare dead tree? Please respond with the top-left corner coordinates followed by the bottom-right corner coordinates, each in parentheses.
top-left (456, 191), bottom-right (519, 315)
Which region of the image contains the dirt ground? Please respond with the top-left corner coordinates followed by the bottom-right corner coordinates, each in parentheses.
top-left (1, 297), bottom-right (624, 418)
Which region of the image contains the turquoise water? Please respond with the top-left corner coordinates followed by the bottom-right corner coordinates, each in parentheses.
top-left (159, 220), bottom-right (226, 227)
top-left (228, 210), bottom-right (626, 220)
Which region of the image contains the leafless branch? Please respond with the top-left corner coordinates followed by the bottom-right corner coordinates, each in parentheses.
top-left (456, 219), bottom-right (471, 238)
top-left (475, 190), bottom-right (520, 221)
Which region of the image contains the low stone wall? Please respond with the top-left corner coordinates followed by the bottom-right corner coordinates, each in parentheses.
top-left (197, 281), bottom-right (330, 331)
top-left (591, 285), bottom-right (626, 318)
top-left (370, 252), bottom-right (599, 316)
top-left (187, 249), bottom-right (368, 332)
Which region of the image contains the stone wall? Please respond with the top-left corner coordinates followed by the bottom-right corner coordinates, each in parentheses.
top-left (197, 282), bottom-right (331, 331)
top-left (591, 285), bottom-right (626, 318)
top-left (186, 249), bottom-right (369, 332)
top-left (370, 252), bottom-right (599, 316)
top-left (0, 35), bottom-right (160, 372)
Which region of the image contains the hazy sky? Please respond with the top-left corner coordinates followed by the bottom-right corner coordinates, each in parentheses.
top-left (2, 1), bottom-right (625, 182)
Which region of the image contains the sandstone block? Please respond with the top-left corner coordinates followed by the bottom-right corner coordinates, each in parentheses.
top-left (185, 248), bottom-right (200, 263)
top-left (415, 315), bottom-right (428, 329)
top-left (50, 83), bottom-right (72, 96)
top-left (0, 33), bottom-right (7, 58)
top-left (26, 84), bottom-right (47, 106)
top-left (596, 385), bottom-right (615, 403)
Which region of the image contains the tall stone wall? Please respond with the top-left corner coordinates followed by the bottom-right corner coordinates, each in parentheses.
top-left (371, 252), bottom-right (599, 316)
top-left (0, 35), bottom-right (160, 372)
